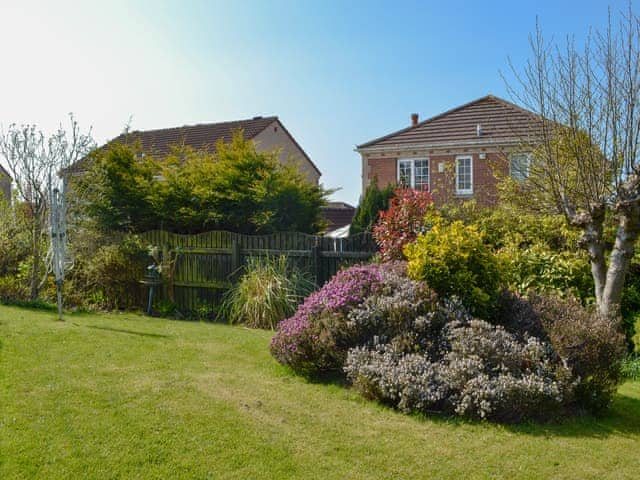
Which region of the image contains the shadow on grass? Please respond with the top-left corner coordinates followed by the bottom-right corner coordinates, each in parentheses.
top-left (82, 324), bottom-right (170, 339)
top-left (412, 389), bottom-right (640, 439)
top-left (295, 366), bottom-right (640, 438)
top-left (509, 390), bottom-right (640, 439)
top-left (304, 370), bottom-right (351, 388)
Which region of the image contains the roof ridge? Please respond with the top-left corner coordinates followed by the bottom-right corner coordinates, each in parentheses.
top-left (356, 94), bottom-right (538, 150)
top-left (126, 116), bottom-right (279, 137)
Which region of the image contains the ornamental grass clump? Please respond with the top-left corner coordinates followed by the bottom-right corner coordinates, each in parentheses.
top-left (219, 255), bottom-right (314, 329)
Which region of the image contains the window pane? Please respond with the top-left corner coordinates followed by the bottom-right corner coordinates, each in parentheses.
top-left (398, 160), bottom-right (412, 187)
top-left (414, 159), bottom-right (429, 191)
top-left (510, 153), bottom-right (530, 181)
top-left (456, 157), bottom-right (472, 193)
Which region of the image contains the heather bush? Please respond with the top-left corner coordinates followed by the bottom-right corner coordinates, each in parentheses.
top-left (270, 262), bottom-right (437, 373)
top-left (373, 188), bottom-right (433, 261)
top-left (345, 306), bottom-right (572, 422)
top-left (270, 263), bottom-right (387, 373)
top-left (405, 218), bottom-right (502, 318)
top-left (273, 258), bottom-right (626, 422)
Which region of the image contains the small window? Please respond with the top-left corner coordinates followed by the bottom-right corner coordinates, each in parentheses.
top-left (414, 159), bottom-right (429, 191)
top-left (397, 158), bottom-right (429, 191)
top-left (455, 156), bottom-right (473, 195)
top-left (398, 159), bottom-right (413, 187)
top-left (510, 153), bottom-right (531, 181)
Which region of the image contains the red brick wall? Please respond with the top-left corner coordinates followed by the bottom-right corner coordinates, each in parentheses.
top-left (366, 157), bottom-right (397, 187)
top-left (365, 152), bottom-right (508, 207)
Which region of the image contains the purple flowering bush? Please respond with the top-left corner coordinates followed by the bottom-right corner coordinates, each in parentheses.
top-left (270, 261), bottom-right (437, 374)
top-left (270, 263), bottom-right (386, 373)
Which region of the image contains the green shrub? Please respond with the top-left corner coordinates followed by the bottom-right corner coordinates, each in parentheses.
top-left (0, 275), bottom-right (29, 304)
top-left (66, 234), bottom-right (149, 310)
top-left (498, 243), bottom-right (593, 301)
top-left (219, 256), bottom-right (314, 329)
top-left (438, 202), bottom-right (580, 251)
top-left (350, 177), bottom-right (395, 235)
top-left (405, 218), bottom-right (502, 318)
top-left (621, 355), bottom-right (640, 380)
top-left (80, 133), bottom-right (329, 235)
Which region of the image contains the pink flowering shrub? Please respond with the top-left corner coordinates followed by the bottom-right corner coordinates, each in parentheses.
top-left (270, 261), bottom-right (436, 374)
top-left (373, 188), bottom-right (433, 261)
top-left (270, 263), bottom-right (387, 373)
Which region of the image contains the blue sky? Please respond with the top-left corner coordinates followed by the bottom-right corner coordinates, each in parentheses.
top-left (0, 0), bottom-right (631, 204)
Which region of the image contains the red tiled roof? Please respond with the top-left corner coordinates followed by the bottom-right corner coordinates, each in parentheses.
top-left (357, 95), bottom-right (543, 150)
top-left (64, 116), bottom-right (321, 177)
top-left (110, 116), bottom-right (278, 156)
top-left (321, 202), bottom-right (356, 231)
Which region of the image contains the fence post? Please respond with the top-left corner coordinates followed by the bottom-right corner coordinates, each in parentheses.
top-left (231, 240), bottom-right (241, 276)
top-left (311, 241), bottom-right (321, 285)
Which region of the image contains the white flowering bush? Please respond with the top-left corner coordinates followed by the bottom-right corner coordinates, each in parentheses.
top-left (345, 309), bottom-right (574, 422)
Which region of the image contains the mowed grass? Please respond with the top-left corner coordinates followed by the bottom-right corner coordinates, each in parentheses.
top-left (1, 305), bottom-right (639, 479)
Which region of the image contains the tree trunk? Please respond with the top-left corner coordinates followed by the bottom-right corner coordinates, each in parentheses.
top-left (574, 205), bottom-right (607, 308)
top-left (600, 205), bottom-right (640, 317)
top-left (584, 223), bottom-right (607, 306)
top-left (29, 220), bottom-right (42, 301)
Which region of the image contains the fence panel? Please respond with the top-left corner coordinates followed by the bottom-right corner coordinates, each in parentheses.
top-left (138, 230), bottom-right (377, 312)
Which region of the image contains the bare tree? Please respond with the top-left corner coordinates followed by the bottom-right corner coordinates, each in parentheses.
top-left (504, 6), bottom-right (640, 317)
top-left (0, 115), bottom-right (94, 300)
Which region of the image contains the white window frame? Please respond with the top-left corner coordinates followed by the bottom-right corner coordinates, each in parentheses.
top-left (396, 158), bottom-right (430, 191)
top-left (455, 155), bottom-right (473, 195)
top-left (509, 152), bottom-right (531, 181)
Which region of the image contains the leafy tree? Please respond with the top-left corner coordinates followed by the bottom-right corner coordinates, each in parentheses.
top-left (78, 142), bottom-right (159, 233)
top-left (350, 177), bottom-right (395, 235)
top-left (80, 131), bottom-right (329, 234)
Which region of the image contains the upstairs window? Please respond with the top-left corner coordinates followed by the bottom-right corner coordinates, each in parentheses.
top-left (397, 158), bottom-right (429, 190)
top-left (455, 156), bottom-right (473, 195)
top-left (510, 153), bottom-right (531, 181)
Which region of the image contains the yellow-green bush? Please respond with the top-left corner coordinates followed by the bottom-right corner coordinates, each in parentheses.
top-left (404, 219), bottom-right (502, 318)
top-left (498, 243), bottom-right (593, 301)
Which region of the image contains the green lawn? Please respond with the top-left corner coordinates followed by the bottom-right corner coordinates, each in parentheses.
top-left (1, 305), bottom-right (639, 479)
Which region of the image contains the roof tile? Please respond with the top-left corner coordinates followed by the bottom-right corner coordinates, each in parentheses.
top-left (357, 95), bottom-right (543, 150)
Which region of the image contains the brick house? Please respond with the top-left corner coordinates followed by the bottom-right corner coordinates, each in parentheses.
top-left (356, 95), bottom-right (541, 206)
top-left (0, 164), bottom-right (11, 202)
top-left (64, 116), bottom-right (321, 184)
top-left (320, 201), bottom-right (356, 232)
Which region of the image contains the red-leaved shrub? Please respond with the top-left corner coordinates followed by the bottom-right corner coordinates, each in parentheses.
top-left (373, 188), bottom-right (433, 261)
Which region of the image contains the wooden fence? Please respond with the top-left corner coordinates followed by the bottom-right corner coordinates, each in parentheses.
top-left (139, 230), bottom-right (377, 312)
